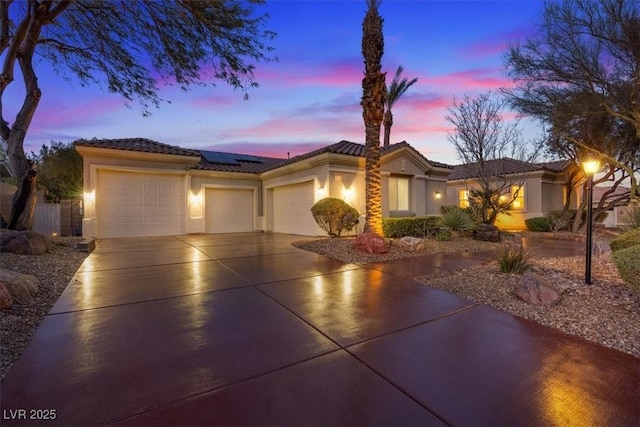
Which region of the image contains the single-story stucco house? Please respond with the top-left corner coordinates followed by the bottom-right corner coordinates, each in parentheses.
top-left (75, 138), bottom-right (453, 239)
top-left (446, 158), bottom-right (578, 230)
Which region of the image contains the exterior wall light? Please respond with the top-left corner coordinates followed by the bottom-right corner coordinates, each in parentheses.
top-left (434, 191), bottom-right (442, 200)
top-left (189, 191), bottom-right (203, 218)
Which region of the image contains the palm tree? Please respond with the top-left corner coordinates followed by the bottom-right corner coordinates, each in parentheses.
top-left (361, 0), bottom-right (386, 236)
top-left (383, 66), bottom-right (418, 147)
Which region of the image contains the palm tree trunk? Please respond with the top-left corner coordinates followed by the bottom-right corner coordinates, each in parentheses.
top-left (383, 110), bottom-right (392, 147)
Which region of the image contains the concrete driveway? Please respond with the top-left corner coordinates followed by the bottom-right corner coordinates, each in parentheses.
top-left (1, 233), bottom-right (638, 426)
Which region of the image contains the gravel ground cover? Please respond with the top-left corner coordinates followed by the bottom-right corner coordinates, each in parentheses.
top-left (1, 237), bottom-right (87, 380)
top-left (294, 234), bottom-right (640, 358)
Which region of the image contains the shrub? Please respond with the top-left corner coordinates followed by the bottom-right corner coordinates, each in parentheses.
top-left (609, 228), bottom-right (640, 252)
top-left (497, 246), bottom-right (531, 274)
top-left (382, 216), bottom-right (441, 238)
top-left (435, 229), bottom-right (452, 241)
top-left (612, 244), bottom-right (640, 294)
top-left (438, 206), bottom-right (475, 232)
top-left (310, 198), bottom-right (359, 237)
top-left (525, 217), bottom-right (551, 232)
top-left (620, 205), bottom-right (640, 231)
top-left (547, 210), bottom-right (573, 232)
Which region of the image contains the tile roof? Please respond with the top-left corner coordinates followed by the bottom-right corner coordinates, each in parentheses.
top-left (74, 138), bottom-right (453, 174)
top-left (260, 140), bottom-right (453, 172)
top-left (74, 138), bottom-right (201, 157)
top-left (448, 158), bottom-right (572, 181)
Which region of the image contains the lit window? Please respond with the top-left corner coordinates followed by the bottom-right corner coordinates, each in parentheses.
top-left (511, 185), bottom-right (524, 210)
top-left (389, 176), bottom-right (409, 210)
top-left (458, 189), bottom-right (469, 208)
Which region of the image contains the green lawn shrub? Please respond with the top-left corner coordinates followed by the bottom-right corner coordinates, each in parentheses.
top-left (611, 244), bottom-right (640, 294)
top-left (497, 246), bottom-right (531, 274)
top-left (438, 206), bottom-right (475, 232)
top-left (383, 216), bottom-right (441, 238)
top-left (525, 217), bottom-right (551, 232)
top-left (609, 228), bottom-right (640, 252)
top-left (310, 197), bottom-right (359, 237)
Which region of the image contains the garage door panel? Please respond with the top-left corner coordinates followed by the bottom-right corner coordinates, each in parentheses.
top-left (273, 181), bottom-right (318, 236)
top-left (96, 170), bottom-right (185, 238)
top-left (205, 188), bottom-right (254, 233)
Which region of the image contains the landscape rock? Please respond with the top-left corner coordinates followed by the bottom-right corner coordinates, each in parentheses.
top-left (0, 229), bottom-right (50, 255)
top-left (0, 269), bottom-right (39, 304)
top-left (0, 282), bottom-right (13, 310)
top-left (398, 236), bottom-right (425, 252)
top-left (473, 223), bottom-right (501, 242)
top-left (354, 231), bottom-right (389, 254)
top-left (513, 272), bottom-right (561, 306)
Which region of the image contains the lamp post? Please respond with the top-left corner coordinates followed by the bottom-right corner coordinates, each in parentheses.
top-left (583, 160), bottom-right (599, 285)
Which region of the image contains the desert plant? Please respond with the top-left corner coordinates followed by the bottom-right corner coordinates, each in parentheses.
top-left (547, 210), bottom-right (573, 232)
top-left (310, 198), bottom-right (359, 237)
top-left (525, 217), bottom-right (551, 232)
top-left (438, 207), bottom-right (475, 232)
top-left (611, 244), bottom-right (640, 294)
top-left (619, 205), bottom-right (640, 231)
top-left (435, 229), bottom-right (452, 241)
top-left (497, 246), bottom-right (531, 274)
top-left (609, 228), bottom-right (640, 252)
top-left (382, 216), bottom-right (440, 238)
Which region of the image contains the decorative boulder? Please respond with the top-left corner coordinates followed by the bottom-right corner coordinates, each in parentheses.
top-left (354, 231), bottom-right (389, 254)
top-left (0, 282), bottom-right (13, 310)
top-left (0, 269), bottom-right (39, 304)
top-left (0, 229), bottom-right (50, 255)
top-left (513, 272), bottom-right (561, 306)
top-left (398, 236), bottom-right (425, 252)
top-left (473, 223), bottom-right (501, 242)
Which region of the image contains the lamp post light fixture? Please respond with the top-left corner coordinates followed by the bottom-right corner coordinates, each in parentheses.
top-left (583, 159), bottom-right (600, 285)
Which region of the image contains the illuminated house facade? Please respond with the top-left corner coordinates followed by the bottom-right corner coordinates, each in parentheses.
top-left (446, 158), bottom-right (577, 230)
top-left (76, 138), bottom-right (452, 238)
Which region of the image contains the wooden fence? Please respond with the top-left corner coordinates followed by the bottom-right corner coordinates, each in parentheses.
top-left (34, 200), bottom-right (83, 236)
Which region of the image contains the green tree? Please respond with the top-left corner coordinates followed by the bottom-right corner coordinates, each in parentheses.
top-left (1, 0), bottom-right (276, 230)
top-left (383, 65), bottom-right (417, 147)
top-left (361, 0), bottom-right (386, 237)
top-left (32, 141), bottom-right (82, 203)
top-left (504, 0), bottom-right (640, 206)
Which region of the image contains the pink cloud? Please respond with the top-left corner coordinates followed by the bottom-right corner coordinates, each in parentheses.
top-left (255, 58), bottom-right (362, 89)
top-left (419, 68), bottom-right (515, 92)
top-left (459, 26), bottom-right (537, 60)
top-left (29, 97), bottom-right (124, 133)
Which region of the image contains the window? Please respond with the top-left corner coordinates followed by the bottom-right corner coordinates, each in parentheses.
top-left (511, 185), bottom-right (524, 210)
top-left (389, 176), bottom-right (409, 210)
top-left (458, 189), bottom-right (469, 208)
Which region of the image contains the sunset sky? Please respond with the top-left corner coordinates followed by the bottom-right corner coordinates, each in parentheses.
top-left (6, 0), bottom-right (545, 165)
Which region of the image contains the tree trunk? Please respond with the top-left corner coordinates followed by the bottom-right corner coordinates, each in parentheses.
top-left (572, 185), bottom-right (587, 233)
top-left (365, 122), bottom-right (383, 235)
top-left (383, 109), bottom-right (392, 147)
top-left (8, 165), bottom-right (37, 230)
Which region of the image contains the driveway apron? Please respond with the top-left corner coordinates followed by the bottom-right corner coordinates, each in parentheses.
top-left (1, 233), bottom-right (638, 426)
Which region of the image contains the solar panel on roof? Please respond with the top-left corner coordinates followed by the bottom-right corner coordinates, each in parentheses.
top-left (201, 150), bottom-right (239, 165)
top-left (200, 150), bottom-right (263, 165)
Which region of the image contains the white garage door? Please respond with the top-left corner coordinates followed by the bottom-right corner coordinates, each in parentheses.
top-left (96, 170), bottom-right (185, 238)
top-left (205, 188), bottom-right (254, 233)
top-left (273, 181), bottom-right (319, 236)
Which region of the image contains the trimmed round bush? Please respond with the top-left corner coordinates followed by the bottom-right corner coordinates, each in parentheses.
top-left (610, 228), bottom-right (640, 252)
top-left (525, 217), bottom-right (551, 232)
top-left (612, 244), bottom-right (640, 294)
top-left (310, 197), bottom-right (359, 237)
